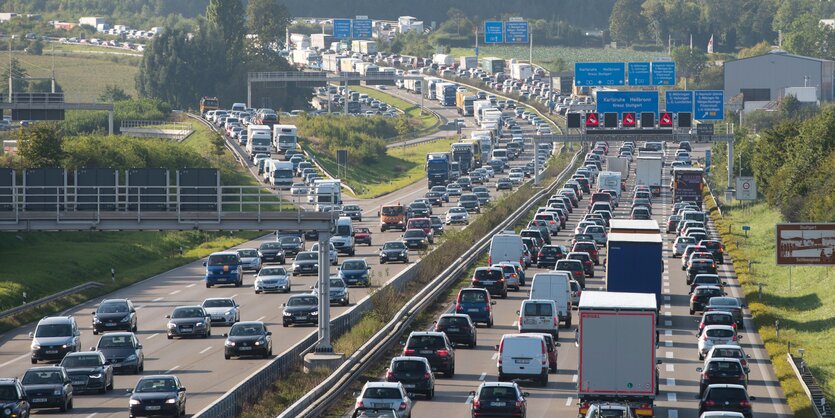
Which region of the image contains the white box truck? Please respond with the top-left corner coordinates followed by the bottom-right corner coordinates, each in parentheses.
top-left (246, 125), bottom-right (272, 158)
top-left (577, 291), bottom-right (658, 417)
top-left (432, 53), bottom-right (454, 66)
top-left (488, 233), bottom-right (525, 266)
top-left (510, 63), bottom-right (533, 81)
top-left (606, 156), bottom-right (628, 178)
top-left (635, 156), bottom-right (663, 196)
top-left (313, 179), bottom-right (342, 212)
top-left (597, 171), bottom-right (622, 197)
top-left (460, 56), bottom-right (478, 69)
top-left (273, 124), bottom-right (297, 154)
top-left (267, 160), bottom-right (295, 189)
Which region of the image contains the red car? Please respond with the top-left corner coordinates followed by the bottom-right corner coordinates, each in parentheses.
top-left (354, 227), bottom-right (372, 246)
top-left (572, 241), bottom-right (600, 265)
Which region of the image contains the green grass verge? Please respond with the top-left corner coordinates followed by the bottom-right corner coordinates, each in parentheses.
top-left (350, 85), bottom-right (440, 133)
top-left (302, 138), bottom-right (457, 199)
top-left (705, 192), bottom-right (818, 417)
top-left (13, 51), bottom-right (138, 102)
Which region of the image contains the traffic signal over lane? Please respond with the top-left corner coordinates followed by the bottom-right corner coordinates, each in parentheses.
top-left (585, 112), bottom-right (599, 127)
top-left (622, 112), bottom-right (636, 127)
top-left (659, 112), bottom-right (673, 127)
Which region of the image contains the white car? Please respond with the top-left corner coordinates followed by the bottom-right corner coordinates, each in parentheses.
top-left (584, 403), bottom-right (635, 418)
top-left (508, 172), bottom-right (524, 185)
top-left (309, 242), bottom-right (338, 266)
top-left (704, 344), bottom-right (751, 374)
top-left (201, 298), bottom-right (240, 325)
top-left (290, 183), bottom-right (309, 196)
top-left (254, 266), bottom-right (291, 294)
top-left (672, 236), bottom-right (697, 257)
top-left (236, 248), bottom-right (262, 272)
top-left (445, 207), bottom-right (470, 225)
top-left (698, 325), bottom-right (740, 360)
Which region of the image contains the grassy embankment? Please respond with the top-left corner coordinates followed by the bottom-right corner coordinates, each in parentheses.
top-left (302, 138), bottom-right (457, 199)
top-left (350, 85), bottom-right (440, 134)
top-left (0, 118), bottom-right (269, 334)
top-left (705, 192), bottom-right (821, 418)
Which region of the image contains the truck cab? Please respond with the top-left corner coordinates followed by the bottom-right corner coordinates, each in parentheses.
top-left (379, 204), bottom-right (406, 232)
top-left (273, 124), bottom-right (298, 154)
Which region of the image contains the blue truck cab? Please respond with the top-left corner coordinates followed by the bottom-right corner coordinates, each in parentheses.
top-left (204, 251), bottom-right (243, 288)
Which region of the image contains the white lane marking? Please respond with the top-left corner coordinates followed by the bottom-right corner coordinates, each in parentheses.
top-left (147, 333), bottom-right (159, 340)
top-left (186, 283), bottom-right (196, 288)
top-left (665, 341), bottom-right (673, 347)
top-left (152, 297), bottom-right (164, 302)
top-left (565, 397), bottom-right (573, 406)
top-left (667, 392), bottom-right (677, 402)
top-left (663, 304), bottom-right (671, 309)
top-left (665, 364), bottom-right (674, 372)
top-left (479, 372), bottom-right (487, 381)
top-left (135, 305), bottom-right (144, 310)
top-left (169, 290), bottom-right (181, 295)
top-left (665, 330), bottom-right (672, 336)
top-left (664, 311), bottom-right (671, 316)
top-left (199, 347), bottom-right (212, 354)
top-left (667, 378), bottom-right (676, 387)
top-left (256, 316), bottom-right (265, 322)
top-left (668, 410), bottom-right (679, 418)
top-left (230, 294), bottom-right (238, 299)
top-left (465, 394), bottom-right (473, 404)
top-left (491, 352), bottom-right (499, 360)
top-left (512, 321), bottom-right (518, 327)
top-left (165, 365), bottom-right (180, 374)
top-left (666, 352), bottom-right (674, 359)
top-left (86, 413), bottom-right (98, 418)
top-left (0, 353), bottom-right (30, 368)
top-left (572, 374), bottom-right (578, 383)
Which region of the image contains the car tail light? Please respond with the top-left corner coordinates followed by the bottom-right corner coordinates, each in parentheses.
top-left (702, 371), bottom-right (710, 379)
top-left (538, 252), bottom-right (544, 257)
top-left (554, 316), bottom-right (559, 327)
top-left (691, 294), bottom-right (697, 302)
top-left (424, 372), bottom-right (431, 380)
top-left (634, 404), bottom-right (654, 416)
top-left (702, 334), bottom-right (708, 341)
top-left (456, 303), bottom-right (463, 312)
top-left (704, 400), bottom-right (716, 407)
top-left (549, 221), bottom-right (556, 225)
top-left (399, 402), bottom-right (408, 411)
top-left (740, 400), bottom-right (751, 407)
top-left (385, 370), bottom-right (395, 381)
top-left (472, 397), bottom-right (481, 409)
top-left (515, 400), bottom-right (524, 408)
top-left (356, 400), bottom-right (365, 408)
top-left (579, 403), bottom-right (590, 415)
top-left (404, 348), bottom-right (416, 355)
top-left (437, 349), bottom-right (450, 357)
top-left (434, 324), bottom-right (442, 332)
top-left (741, 358), bottom-right (747, 367)
top-left (488, 256), bottom-right (492, 264)
top-left (472, 278), bottom-right (481, 284)
top-left (486, 303), bottom-right (492, 312)
top-left (732, 333), bottom-right (738, 341)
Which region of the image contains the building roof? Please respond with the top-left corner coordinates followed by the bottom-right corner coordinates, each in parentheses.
top-left (726, 50), bottom-right (833, 66)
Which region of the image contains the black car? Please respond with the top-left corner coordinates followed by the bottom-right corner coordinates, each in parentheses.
top-left (470, 382), bottom-right (528, 418)
top-left (429, 216), bottom-right (445, 236)
top-left (385, 356), bottom-right (435, 399)
top-left (402, 332), bottom-right (455, 377)
top-left (699, 239), bottom-right (726, 264)
top-left (258, 241), bottom-right (286, 264)
top-left (407, 202), bottom-right (431, 218)
top-left (536, 245), bottom-right (566, 268)
top-left (690, 286), bottom-right (725, 315)
top-left (282, 295), bottom-right (319, 327)
top-left (433, 314), bottom-right (477, 348)
top-left (223, 321), bottom-right (272, 359)
top-left (92, 298), bottom-right (137, 334)
top-left (698, 384), bottom-right (754, 418)
top-left (165, 306), bottom-right (212, 339)
top-left (291, 251), bottom-right (319, 276)
top-left (697, 358), bottom-right (748, 395)
top-left (402, 229), bottom-right (430, 249)
top-left (471, 267), bottom-right (508, 298)
top-left (687, 259), bottom-right (718, 284)
top-left (277, 235), bottom-right (304, 258)
top-left (458, 194), bottom-right (481, 213)
top-left (380, 241), bottom-right (409, 264)
top-left (94, 332), bottom-right (144, 374)
top-left (129, 375), bottom-right (187, 418)
top-left (0, 378), bottom-right (31, 418)
top-left (690, 274), bottom-right (726, 294)
top-left (60, 352), bottom-right (113, 394)
top-left (567, 252), bottom-right (594, 278)
top-left (424, 191), bottom-right (443, 207)
top-left (21, 367), bottom-right (73, 412)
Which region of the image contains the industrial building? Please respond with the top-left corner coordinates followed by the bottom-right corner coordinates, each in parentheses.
top-left (724, 50), bottom-right (834, 108)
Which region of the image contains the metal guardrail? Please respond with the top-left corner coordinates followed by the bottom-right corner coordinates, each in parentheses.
top-left (8, 92), bottom-right (65, 104)
top-left (0, 282), bottom-right (102, 321)
top-left (788, 353), bottom-right (834, 418)
top-left (281, 147), bottom-right (583, 417)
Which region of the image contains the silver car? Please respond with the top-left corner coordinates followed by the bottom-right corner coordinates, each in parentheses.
top-left (309, 242), bottom-right (338, 266)
top-left (254, 266), bottom-right (291, 293)
top-left (236, 248), bottom-right (262, 272)
top-left (354, 382), bottom-right (413, 418)
top-left (698, 325), bottom-right (740, 360)
top-left (201, 298), bottom-right (240, 325)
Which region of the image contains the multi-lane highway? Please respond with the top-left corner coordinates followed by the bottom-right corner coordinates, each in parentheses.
top-left (0, 87), bottom-right (546, 417)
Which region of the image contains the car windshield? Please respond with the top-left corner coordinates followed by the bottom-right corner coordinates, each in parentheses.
top-left (438, 316), bottom-right (469, 327)
top-left (460, 290), bottom-right (487, 303)
top-left (172, 307), bottom-right (204, 318)
top-left (98, 335), bottom-right (133, 348)
top-left (230, 323), bottom-right (264, 336)
top-left (698, 289), bottom-right (724, 298)
top-left (479, 386), bottom-right (517, 400)
top-left (0, 386), bottom-right (18, 401)
top-left (710, 298), bottom-right (738, 307)
top-left (709, 361), bottom-right (742, 374)
top-left (407, 335), bottom-right (444, 349)
top-left (345, 205), bottom-right (360, 211)
top-left (356, 228), bottom-right (370, 234)
top-left (575, 243), bottom-right (595, 251)
top-left (363, 387), bottom-right (402, 399)
top-left (208, 254), bottom-right (237, 265)
top-left (203, 299), bottom-right (234, 308)
top-left (62, 355), bottom-right (102, 368)
top-left (35, 323), bottom-right (72, 338)
top-left (382, 207), bottom-right (403, 216)
top-left (238, 249), bottom-right (258, 257)
top-left (474, 269), bottom-right (503, 280)
top-left (410, 220), bottom-right (430, 228)
top-left (706, 328), bottom-right (735, 338)
top-left (97, 302), bottom-right (128, 314)
top-left (288, 296), bottom-right (317, 307)
top-left (260, 267), bottom-right (286, 276)
top-left (342, 261), bottom-right (366, 270)
top-left (135, 378), bottom-right (178, 393)
top-left (556, 261), bottom-right (581, 270)
top-left (713, 348), bottom-right (743, 359)
top-left (393, 360), bottom-right (426, 373)
top-left (450, 208), bottom-right (466, 214)
top-left (279, 236), bottom-right (302, 244)
top-left (22, 370), bottom-right (63, 385)
top-left (524, 302), bottom-right (553, 316)
top-left (260, 242), bottom-right (281, 250)
top-left (404, 230), bottom-right (425, 238)
top-left (706, 388), bottom-right (746, 402)
top-left (296, 252), bottom-right (317, 261)
top-left (383, 242), bottom-right (406, 250)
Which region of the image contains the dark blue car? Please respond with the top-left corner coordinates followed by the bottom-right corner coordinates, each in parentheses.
top-left (454, 288), bottom-right (494, 327)
top-left (338, 259), bottom-right (371, 287)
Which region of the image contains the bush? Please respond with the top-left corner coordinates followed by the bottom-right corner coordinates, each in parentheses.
top-left (61, 134), bottom-right (210, 172)
top-left (62, 98), bottom-right (173, 136)
top-left (296, 114), bottom-right (394, 164)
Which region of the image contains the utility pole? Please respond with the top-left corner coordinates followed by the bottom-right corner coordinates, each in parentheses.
top-left (8, 36), bottom-right (13, 103)
top-left (529, 29), bottom-right (533, 66)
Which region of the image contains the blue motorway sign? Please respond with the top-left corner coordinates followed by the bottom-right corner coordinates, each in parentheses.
top-left (484, 21), bottom-right (504, 43)
top-left (628, 62), bottom-right (651, 86)
top-left (665, 90), bottom-right (693, 113)
top-left (505, 21), bottom-right (529, 44)
top-left (651, 61), bottom-right (676, 85)
top-left (333, 19), bottom-right (352, 39)
top-left (352, 19), bottom-right (372, 39)
top-left (705, 149), bottom-right (711, 173)
top-left (574, 62), bottom-right (626, 86)
top-left (596, 91), bottom-right (659, 115)
top-left (694, 90), bottom-right (724, 120)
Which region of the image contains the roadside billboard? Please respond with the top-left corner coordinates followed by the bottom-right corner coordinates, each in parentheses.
top-left (776, 223), bottom-right (835, 266)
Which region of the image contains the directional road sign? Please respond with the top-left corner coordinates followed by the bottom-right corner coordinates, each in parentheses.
top-left (695, 90), bottom-right (724, 120)
top-left (574, 62), bottom-right (626, 86)
top-left (333, 19), bottom-right (352, 39)
top-left (352, 19), bottom-right (372, 39)
top-left (651, 61), bottom-right (676, 85)
top-left (628, 62), bottom-right (651, 86)
top-left (505, 20), bottom-right (529, 44)
top-left (484, 21), bottom-right (504, 43)
top-left (596, 91), bottom-right (659, 115)
top-left (665, 90), bottom-right (694, 113)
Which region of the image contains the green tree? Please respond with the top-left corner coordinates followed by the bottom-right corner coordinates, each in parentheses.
top-left (27, 39), bottom-right (43, 55)
top-left (784, 13), bottom-right (835, 60)
top-left (609, 0), bottom-right (646, 46)
top-left (17, 123), bottom-right (65, 168)
top-left (671, 45), bottom-right (706, 83)
top-left (206, 0), bottom-right (245, 55)
top-left (246, 0), bottom-right (291, 50)
top-left (737, 41), bottom-right (772, 59)
top-left (99, 84), bottom-right (132, 102)
top-left (1, 58), bottom-right (28, 95)
top-left (641, 0), bottom-right (668, 46)
top-left (395, 115), bottom-right (412, 137)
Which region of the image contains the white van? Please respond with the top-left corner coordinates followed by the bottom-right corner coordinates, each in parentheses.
top-left (488, 233), bottom-right (525, 266)
top-left (492, 148), bottom-right (509, 163)
top-left (496, 334), bottom-right (549, 386)
top-left (529, 272), bottom-right (572, 328)
top-left (517, 299), bottom-right (559, 338)
top-left (231, 102), bottom-right (246, 112)
top-left (330, 216), bottom-right (355, 256)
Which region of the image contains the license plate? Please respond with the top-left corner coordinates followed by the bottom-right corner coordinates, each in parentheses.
top-left (106, 323), bottom-right (116, 327)
top-left (468, 308), bottom-right (479, 312)
top-left (72, 379), bottom-right (85, 384)
top-left (373, 403), bottom-right (388, 409)
top-left (524, 318), bottom-right (538, 324)
top-left (297, 316), bottom-right (308, 320)
top-left (420, 350), bottom-right (433, 354)
top-left (447, 328), bottom-right (459, 332)
top-left (482, 281), bottom-right (495, 285)
top-left (146, 406), bottom-right (162, 411)
top-left (45, 350), bottom-right (58, 354)
top-left (181, 328), bottom-right (193, 333)
top-left (515, 358), bottom-right (531, 364)
top-left (490, 401), bottom-right (506, 407)
top-left (403, 384), bottom-right (415, 388)
top-left (32, 398), bottom-right (47, 403)
top-left (239, 346), bottom-right (252, 351)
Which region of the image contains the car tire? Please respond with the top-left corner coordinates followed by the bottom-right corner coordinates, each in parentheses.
top-left (107, 377), bottom-right (113, 391)
top-left (60, 398), bottom-right (68, 412)
top-left (447, 364), bottom-right (455, 378)
top-left (255, 290), bottom-right (261, 294)
top-left (427, 388), bottom-right (434, 400)
top-left (167, 335), bottom-right (173, 340)
top-left (225, 354), bottom-right (230, 360)
top-left (206, 283), bottom-right (212, 288)
top-left (488, 318), bottom-right (494, 328)
top-left (132, 323), bottom-right (138, 333)
top-left (283, 323), bottom-right (289, 328)
top-left (689, 309), bottom-right (695, 315)
top-left (93, 330), bottom-right (98, 335)
top-left (699, 353), bottom-right (704, 360)
top-left (564, 316), bottom-right (572, 328)
top-left (67, 398), bottom-right (73, 410)
top-left (138, 361), bottom-right (144, 373)
top-left (540, 373), bottom-right (548, 387)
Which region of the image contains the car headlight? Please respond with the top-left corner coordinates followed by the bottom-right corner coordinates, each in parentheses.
top-left (224, 310), bottom-right (234, 316)
top-left (62, 344), bottom-right (70, 349)
top-left (361, 273), bottom-right (368, 279)
top-left (31, 343), bottom-right (40, 350)
top-left (120, 316), bottom-right (131, 323)
top-left (313, 263), bottom-right (319, 267)
top-left (89, 373), bottom-right (102, 379)
top-left (166, 398), bottom-right (177, 404)
top-left (283, 311), bottom-right (292, 316)
top-left (167, 322), bottom-right (176, 329)
top-left (53, 389), bottom-right (63, 395)
top-left (130, 399), bottom-right (141, 405)
top-left (401, 251), bottom-right (407, 256)
top-left (254, 340), bottom-right (263, 346)
top-left (195, 322), bottom-right (206, 327)
top-left (93, 317), bottom-right (101, 324)
top-left (225, 340), bottom-right (235, 347)
top-left (126, 354), bottom-right (137, 362)
top-left (311, 311), bottom-right (319, 316)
